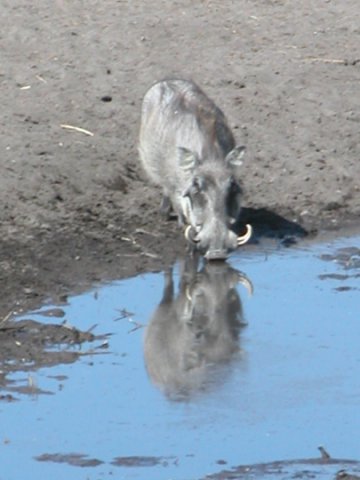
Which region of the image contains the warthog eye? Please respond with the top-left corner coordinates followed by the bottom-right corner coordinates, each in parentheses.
top-left (192, 176), bottom-right (205, 193)
top-left (183, 176), bottom-right (207, 211)
top-left (226, 177), bottom-right (242, 222)
top-left (229, 176), bottom-right (241, 194)
top-left (183, 176), bottom-right (205, 198)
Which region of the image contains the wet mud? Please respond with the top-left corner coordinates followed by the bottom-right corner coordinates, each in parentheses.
top-left (0, 310), bottom-right (109, 398)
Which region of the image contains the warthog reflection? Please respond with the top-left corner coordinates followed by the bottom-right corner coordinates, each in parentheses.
top-left (144, 256), bottom-right (253, 400)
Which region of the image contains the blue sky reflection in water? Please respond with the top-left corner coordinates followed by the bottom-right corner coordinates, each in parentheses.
top-left (0, 235), bottom-right (360, 480)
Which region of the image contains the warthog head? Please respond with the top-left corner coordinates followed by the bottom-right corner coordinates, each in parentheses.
top-left (178, 146), bottom-right (252, 260)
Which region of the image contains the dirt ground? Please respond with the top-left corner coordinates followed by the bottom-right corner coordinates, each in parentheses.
top-left (1, 0), bottom-right (360, 318)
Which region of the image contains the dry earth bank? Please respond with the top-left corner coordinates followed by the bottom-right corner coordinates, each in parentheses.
top-left (1, 0), bottom-right (359, 315)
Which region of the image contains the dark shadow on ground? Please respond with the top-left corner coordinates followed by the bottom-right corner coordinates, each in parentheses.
top-left (239, 207), bottom-right (309, 246)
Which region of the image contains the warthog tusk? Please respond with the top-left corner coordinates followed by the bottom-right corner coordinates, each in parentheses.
top-left (184, 225), bottom-right (192, 242)
top-left (184, 225), bottom-right (200, 243)
top-left (237, 224), bottom-right (252, 246)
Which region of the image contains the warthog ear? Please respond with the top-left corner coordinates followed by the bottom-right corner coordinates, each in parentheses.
top-left (225, 145), bottom-right (246, 168)
top-left (177, 147), bottom-right (199, 172)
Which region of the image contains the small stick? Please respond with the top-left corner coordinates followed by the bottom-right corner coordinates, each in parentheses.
top-left (60, 124), bottom-right (94, 136)
top-left (36, 74), bottom-right (47, 84)
top-left (141, 251), bottom-right (160, 259)
top-left (0, 311), bottom-right (14, 326)
top-left (303, 57), bottom-right (347, 64)
top-left (135, 228), bottom-right (161, 238)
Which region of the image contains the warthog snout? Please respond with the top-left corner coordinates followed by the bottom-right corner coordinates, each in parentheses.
top-left (185, 223), bottom-right (252, 260)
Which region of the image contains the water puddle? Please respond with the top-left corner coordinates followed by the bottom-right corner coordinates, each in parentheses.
top-left (1, 234), bottom-right (360, 479)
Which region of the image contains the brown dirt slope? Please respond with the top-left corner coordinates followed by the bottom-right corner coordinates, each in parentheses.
top-left (1, 0), bottom-right (359, 315)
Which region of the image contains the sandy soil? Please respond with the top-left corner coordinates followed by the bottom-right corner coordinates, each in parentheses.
top-left (1, 0), bottom-right (360, 317)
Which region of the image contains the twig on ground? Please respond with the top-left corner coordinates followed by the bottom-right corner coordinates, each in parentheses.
top-left (302, 57), bottom-right (347, 64)
top-left (60, 124), bottom-right (94, 136)
top-left (135, 228), bottom-right (161, 238)
top-left (121, 235), bottom-right (159, 259)
top-left (36, 74), bottom-right (47, 83)
top-left (141, 251), bottom-right (160, 259)
top-left (121, 236), bottom-right (138, 245)
top-left (0, 310), bottom-right (14, 326)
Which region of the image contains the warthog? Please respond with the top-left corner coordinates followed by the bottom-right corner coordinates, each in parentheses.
top-left (143, 256), bottom-right (253, 400)
top-left (138, 79), bottom-right (252, 260)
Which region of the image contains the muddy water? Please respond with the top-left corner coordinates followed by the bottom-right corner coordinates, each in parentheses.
top-left (1, 234), bottom-right (360, 479)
